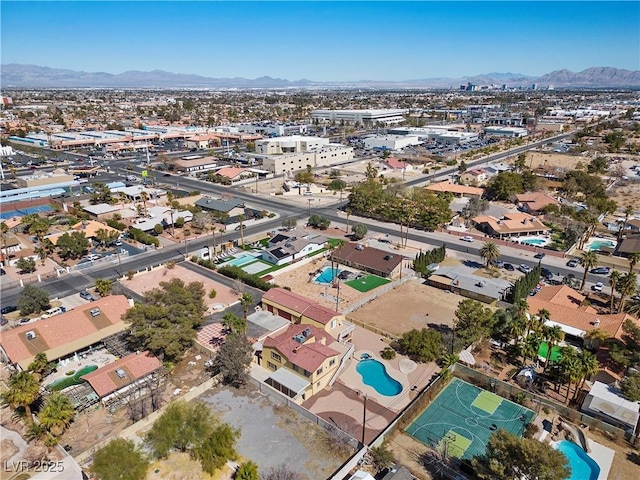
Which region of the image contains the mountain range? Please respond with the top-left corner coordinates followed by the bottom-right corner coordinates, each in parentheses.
top-left (1, 64), bottom-right (639, 89)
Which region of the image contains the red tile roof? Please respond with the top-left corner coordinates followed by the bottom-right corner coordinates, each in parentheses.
top-left (262, 288), bottom-right (339, 325)
top-left (81, 351), bottom-right (162, 397)
top-left (385, 158), bottom-right (409, 170)
top-left (526, 285), bottom-right (638, 339)
top-left (215, 167), bottom-right (249, 179)
top-left (426, 181), bottom-right (484, 196)
top-left (516, 193), bottom-right (559, 212)
top-left (263, 324), bottom-right (340, 373)
top-left (0, 295), bottom-right (130, 369)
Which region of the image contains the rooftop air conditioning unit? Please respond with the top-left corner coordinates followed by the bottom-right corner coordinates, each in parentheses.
top-left (26, 331), bottom-right (36, 340)
top-left (115, 369), bottom-right (127, 379)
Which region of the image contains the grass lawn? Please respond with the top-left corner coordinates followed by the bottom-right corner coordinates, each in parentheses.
top-left (538, 342), bottom-right (562, 362)
top-left (345, 274), bottom-right (391, 293)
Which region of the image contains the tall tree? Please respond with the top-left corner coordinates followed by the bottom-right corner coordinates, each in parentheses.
top-left (628, 252), bottom-right (640, 273)
top-left (472, 429), bottom-right (570, 480)
top-left (579, 251), bottom-right (598, 291)
top-left (39, 392), bottom-right (75, 437)
top-left (90, 438), bottom-right (149, 480)
top-left (351, 223), bottom-right (368, 240)
top-left (18, 284), bottom-right (50, 315)
top-left (618, 204), bottom-right (634, 241)
top-left (479, 242), bottom-right (500, 267)
top-left (213, 333), bottom-right (253, 387)
top-left (1, 371), bottom-right (40, 424)
top-left (609, 269), bottom-right (622, 313)
top-left (123, 278), bottom-right (206, 362)
top-left (542, 324), bottom-right (564, 372)
top-left (616, 272), bottom-right (638, 314)
top-left (240, 292), bottom-right (253, 323)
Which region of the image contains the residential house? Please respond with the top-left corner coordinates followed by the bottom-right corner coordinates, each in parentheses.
top-left (261, 323), bottom-right (344, 402)
top-left (81, 351), bottom-right (164, 408)
top-left (526, 285), bottom-right (640, 383)
top-left (130, 206), bottom-right (193, 233)
top-left (516, 193), bottom-right (559, 215)
top-left (214, 167), bottom-right (253, 182)
top-left (460, 168), bottom-right (488, 185)
top-left (261, 287), bottom-right (351, 340)
top-left (425, 181), bottom-right (484, 198)
top-left (426, 266), bottom-right (511, 304)
top-left (330, 243), bottom-right (404, 279)
top-left (382, 157), bottom-right (413, 172)
top-left (615, 236), bottom-right (640, 258)
top-left (0, 295), bottom-right (131, 370)
top-left (472, 212), bottom-right (550, 239)
top-left (195, 196), bottom-right (245, 224)
top-left (261, 228), bottom-right (327, 266)
top-left (173, 156), bottom-right (218, 174)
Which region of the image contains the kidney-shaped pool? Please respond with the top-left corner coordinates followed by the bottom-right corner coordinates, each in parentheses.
top-left (356, 358), bottom-right (403, 396)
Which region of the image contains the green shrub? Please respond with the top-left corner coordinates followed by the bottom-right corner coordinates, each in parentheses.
top-left (217, 266), bottom-right (273, 291)
top-left (106, 218), bottom-right (126, 230)
top-left (380, 347), bottom-right (396, 360)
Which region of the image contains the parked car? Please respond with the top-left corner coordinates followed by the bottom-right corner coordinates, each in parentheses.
top-left (79, 290), bottom-right (98, 301)
top-left (460, 236), bottom-right (474, 242)
top-left (494, 260), bottom-right (505, 268)
top-left (503, 263), bottom-right (515, 271)
top-left (566, 259), bottom-right (579, 268)
top-left (541, 268), bottom-right (553, 280)
top-left (519, 264), bottom-right (533, 274)
top-left (0, 268), bottom-right (5, 276)
top-left (1, 305), bottom-right (17, 314)
top-left (534, 252), bottom-right (546, 259)
top-left (592, 282), bottom-right (604, 292)
top-left (85, 254), bottom-right (101, 261)
top-left (114, 240), bottom-right (122, 246)
top-left (590, 267), bottom-right (611, 275)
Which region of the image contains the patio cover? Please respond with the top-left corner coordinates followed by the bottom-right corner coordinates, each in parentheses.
top-left (268, 368), bottom-right (310, 396)
top-left (544, 319), bottom-right (586, 338)
top-left (459, 347), bottom-right (476, 365)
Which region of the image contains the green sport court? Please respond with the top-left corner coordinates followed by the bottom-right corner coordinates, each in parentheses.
top-left (345, 274), bottom-right (391, 293)
top-left (538, 342), bottom-right (562, 363)
top-left (405, 378), bottom-right (535, 460)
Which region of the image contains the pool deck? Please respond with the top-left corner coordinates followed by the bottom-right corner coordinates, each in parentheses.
top-left (587, 438), bottom-right (615, 480)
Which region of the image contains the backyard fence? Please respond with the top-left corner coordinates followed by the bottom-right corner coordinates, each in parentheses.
top-left (342, 271), bottom-right (416, 315)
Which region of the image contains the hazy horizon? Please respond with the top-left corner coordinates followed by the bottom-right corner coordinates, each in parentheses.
top-left (2, 1), bottom-right (639, 82)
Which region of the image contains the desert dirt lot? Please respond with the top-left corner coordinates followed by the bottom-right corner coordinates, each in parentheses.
top-left (519, 151), bottom-right (590, 170)
top-left (608, 181), bottom-right (640, 209)
top-left (348, 279), bottom-right (466, 336)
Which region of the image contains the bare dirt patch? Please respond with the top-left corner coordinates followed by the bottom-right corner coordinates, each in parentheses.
top-left (387, 432), bottom-right (434, 480)
top-left (348, 279), bottom-right (465, 335)
top-left (608, 182), bottom-right (640, 210)
top-left (518, 151), bottom-right (589, 171)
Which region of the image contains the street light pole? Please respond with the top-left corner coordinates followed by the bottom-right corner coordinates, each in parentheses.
top-left (307, 198), bottom-right (315, 218)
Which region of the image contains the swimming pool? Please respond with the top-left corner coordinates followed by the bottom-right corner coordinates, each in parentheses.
top-left (517, 235), bottom-right (550, 247)
top-left (314, 267), bottom-right (340, 284)
top-left (585, 238), bottom-right (616, 251)
top-left (227, 253), bottom-right (258, 267)
top-left (356, 358), bottom-right (403, 396)
top-left (555, 440), bottom-right (600, 480)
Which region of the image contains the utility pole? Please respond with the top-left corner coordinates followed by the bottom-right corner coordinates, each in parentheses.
top-left (307, 198), bottom-right (315, 218)
top-left (361, 394), bottom-right (367, 445)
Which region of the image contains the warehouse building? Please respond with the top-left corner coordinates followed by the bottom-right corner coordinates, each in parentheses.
top-left (311, 109), bottom-right (408, 125)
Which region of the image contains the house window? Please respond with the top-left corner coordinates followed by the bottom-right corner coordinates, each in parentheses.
top-left (329, 359), bottom-right (336, 366)
top-left (271, 352), bottom-right (282, 362)
top-left (267, 361), bottom-right (278, 371)
top-left (304, 369), bottom-right (310, 377)
top-left (316, 367), bottom-right (323, 376)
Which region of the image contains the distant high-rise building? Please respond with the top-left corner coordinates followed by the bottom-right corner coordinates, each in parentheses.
top-left (531, 83), bottom-right (538, 90)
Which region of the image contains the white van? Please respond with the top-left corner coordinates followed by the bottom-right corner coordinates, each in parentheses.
top-left (41, 306), bottom-right (66, 319)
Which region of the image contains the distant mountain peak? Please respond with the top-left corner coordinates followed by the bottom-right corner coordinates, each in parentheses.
top-left (1, 64), bottom-right (638, 88)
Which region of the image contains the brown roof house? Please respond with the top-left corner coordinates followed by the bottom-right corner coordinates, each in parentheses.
top-left (472, 212), bottom-right (550, 239)
top-left (261, 323), bottom-right (347, 402)
top-left (330, 243), bottom-right (404, 279)
top-left (516, 193), bottom-right (559, 215)
top-left (261, 287), bottom-right (353, 341)
top-left (0, 295), bottom-right (131, 370)
top-left (81, 351), bottom-right (164, 408)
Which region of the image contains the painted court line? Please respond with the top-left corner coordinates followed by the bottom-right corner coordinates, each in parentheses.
top-left (471, 390), bottom-right (503, 415)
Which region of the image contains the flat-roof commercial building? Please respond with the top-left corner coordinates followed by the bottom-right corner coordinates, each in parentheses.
top-left (255, 135), bottom-right (330, 155)
top-left (388, 126), bottom-right (479, 144)
top-left (363, 135), bottom-right (423, 151)
top-left (311, 109), bottom-right (408, 125)
top-left (260, 145), bottom-right (354, 175)
top-left (483, 126), bottom-right (529, 138)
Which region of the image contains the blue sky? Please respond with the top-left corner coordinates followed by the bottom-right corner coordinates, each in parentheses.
top-left (2, 1), bottom-right (638, 81)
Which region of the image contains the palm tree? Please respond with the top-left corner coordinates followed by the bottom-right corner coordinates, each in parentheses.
top-left (616, 272), bottom-right (638, 313)
top-left (583, 328), bottom-right (609, 351)
top-left (479, 242), bottom-right (500, 268)
top-left (579, 251), bottom-right (599, 291)
top-left (0, 222), bottom-right (8, 260)
top-left (345, 208), bottom-right (352, 234)
top-left (574, 350), bottom-right (599, 401)
top-left (542, 324), bottom-right (565, 372)
top-left (1, 371), bottom-right (40, 424)
top-left (240, 292), bottom-right (253, 323)
top-left (238, 214), bottom-right (245, 248)
top-left (608, 270), bottom-right (622, 313)
top-left (618, 204), bottom-right (634, 241)
top-left (39, 392), bottom-right (75, 437)
top-left (557, 347), bottom-right (581, 404)
top-left (521, 332), bottom-right (543, 366)
top-left (628, 252), bottom-right (640, 273)
top-left (140, 191), bottom-right (149, 216)
top-left (625, 296), bottom-right (640, 318)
